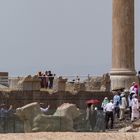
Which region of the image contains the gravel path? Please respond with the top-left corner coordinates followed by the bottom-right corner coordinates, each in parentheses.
top-left (0, 132), bottom-right (140, 140)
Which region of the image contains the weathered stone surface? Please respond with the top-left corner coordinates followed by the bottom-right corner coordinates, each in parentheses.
top-left (53, 103), bottom-right (80, 120)
top-left (16, 75), bottom-right (41, 91)
top-left (9, 77), bottom-right (22, 90)
top-left (100, 73), bottom-right (111, 91)
top-left (16, 102), bottom-right (43, 132)
top-left (118, 119), bottom-right (140, 132)
top-left (118, 126), bottom-right (133, 132)
top-left (110, 0), bottom-right (137, 90)
top-left (84, 76), bottom-right (102, 91)
top-left (16, 102), bottom-right (81, 132)
top-left (8, 74), bottom-right (110, 93)
top-left (66, 82), bottom-right (86, 94)
top-left (132, 120), bottom-right (140, 129)
top-left (53, 77), bottom-right (67, 92)
top-left (84, 73), bottom-right (110, 91)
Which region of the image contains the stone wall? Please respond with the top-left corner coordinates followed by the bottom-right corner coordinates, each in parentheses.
top-left (0, 90), bottom-right (112, 110)
top-left (9, 75), bottom-right (41, 91)
top-left (0, 90), bottom-right (113, 133)
top-left (84, 73), bottom-right (111, 91)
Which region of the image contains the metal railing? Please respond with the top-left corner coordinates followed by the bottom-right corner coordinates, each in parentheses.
top-left (0, 109), bottom-right (106, 133)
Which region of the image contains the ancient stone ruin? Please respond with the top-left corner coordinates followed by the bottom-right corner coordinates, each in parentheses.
top-left (65, 73), bottom-right (111, 94)
top-left (16, 102), bottom-right (81, 132)
top-left (1, 73), bottom-right (111, 93)
top-left (9, 75), bottom-right (41, 91)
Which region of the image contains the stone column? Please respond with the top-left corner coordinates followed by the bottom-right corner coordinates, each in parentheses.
top-left (110, 0), bottom-right (137, 90)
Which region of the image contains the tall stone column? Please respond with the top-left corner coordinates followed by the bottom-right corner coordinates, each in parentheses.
top-left (110, 0), bottom-right (137, 90)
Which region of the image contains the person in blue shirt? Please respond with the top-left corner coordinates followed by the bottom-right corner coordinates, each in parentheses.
top-left (113, 91), bottom-right (121, 118)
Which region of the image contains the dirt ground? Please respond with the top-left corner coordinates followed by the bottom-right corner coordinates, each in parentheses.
top-left (0, 132), bottom-right (140, 140)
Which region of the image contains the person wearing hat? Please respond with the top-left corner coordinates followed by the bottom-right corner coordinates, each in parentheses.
top-left (131, 94), bottom-right (139, 122)
top-left (101, 97), bottom-right (109, 112)
top-left (128, 90), bottom-right (136, 118)
top-left (119, 92), bottom-right (127, 120)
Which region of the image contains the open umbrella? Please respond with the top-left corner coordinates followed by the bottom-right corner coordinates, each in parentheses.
top-left (85, 99), bottom-right (100, 105)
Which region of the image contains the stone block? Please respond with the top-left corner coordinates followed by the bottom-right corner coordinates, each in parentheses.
top-left (54, 77), bottom-right (67, 91)
top-left (17, 75), bottom-right (41, 91)
top-left (16, 102), bottom-right (81, 132)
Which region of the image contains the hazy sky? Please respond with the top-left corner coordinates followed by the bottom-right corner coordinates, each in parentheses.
top-left (0, 0), bottom-right (140, 77)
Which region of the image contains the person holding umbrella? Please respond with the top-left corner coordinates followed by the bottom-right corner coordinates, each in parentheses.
top-left (85, 99), bottom-right (99, 131)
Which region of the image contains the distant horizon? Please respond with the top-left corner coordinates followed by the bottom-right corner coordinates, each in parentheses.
top-left (0, 0), bottom-right (140, 77)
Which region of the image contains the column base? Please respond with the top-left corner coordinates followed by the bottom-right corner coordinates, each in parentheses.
top-left (110, 69), bottom-right (137, 90)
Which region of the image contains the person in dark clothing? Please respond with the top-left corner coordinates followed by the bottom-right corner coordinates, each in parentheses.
top-left (94, 109), bottom-right (106, 132)
top-left (138, 71), bottom-right (140, 86)
top-left (44, 71), bottom-right (49, 88)
top-left (48, 71), bottom-right (54, 89)
top-left (0, 104), bottom-right (13, 133)
top-left (86, 104), bottom-right (97, 131)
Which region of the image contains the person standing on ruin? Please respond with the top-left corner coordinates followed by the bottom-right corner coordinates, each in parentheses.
top-left (86, 103), bottom-right (92, 130)
top-left (113, 91), bottom-right (120, 118)
top-left (133, 84), bottom-right (139, 96)
top-left (138, 71), bottom-right (140, 86)
top-left (138, 72), bottom-right (140, 96)
top-left (119, 92), bottom-right (127, 120)
top-left (75, 76), bottom-right (80, 83)
top-left (104, 100), bottom-right (114, 129)
top-left (44, 71), bottom-right (49, 88)
top-left (86, 104), bottom-right (97, 131)
top-left (0, 104), bottom-right (13, 132)
top-left (48, 71), bottom-right (54, 89)
top-left (129, 82), bottom-right (136, 94)
top-left (131, 94), bottom-right (139, 122)
top-left (37, 71), bottom-right (44, 88)
top-left (101, 97), bottom-right (109, 112)
top-left (128, 90), bottom-right (135, 118)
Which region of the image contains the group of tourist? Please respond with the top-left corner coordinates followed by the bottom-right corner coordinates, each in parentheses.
top-left (86, 81), bottom-right (140, 131)
top-left (37, 71), bottom-right (55, 89)
top-left (101, 82), bottom-right (140, 129)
